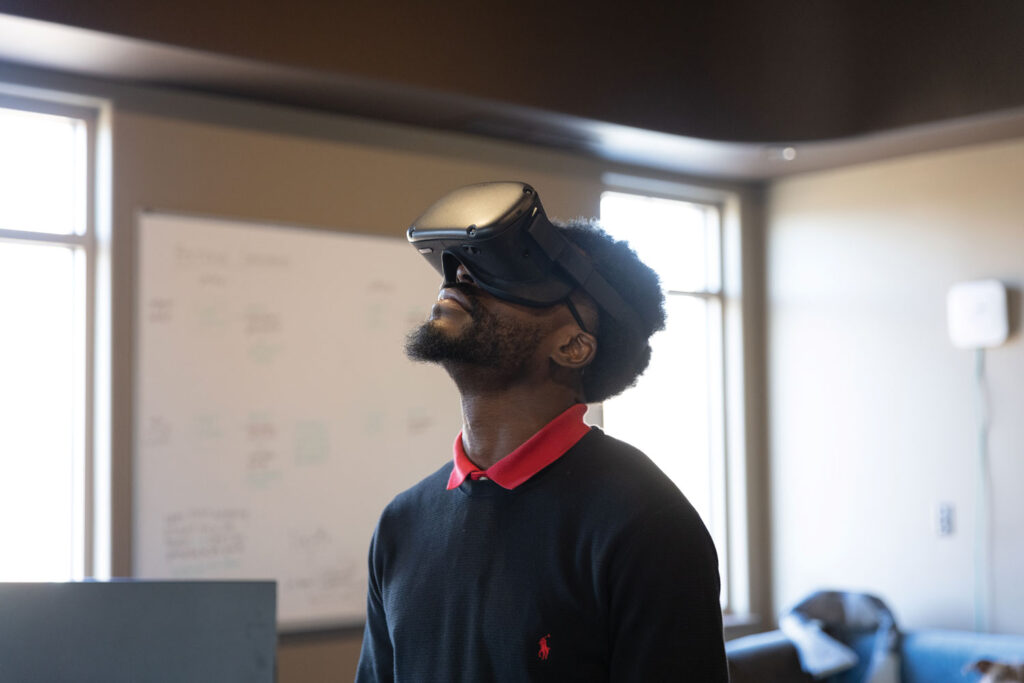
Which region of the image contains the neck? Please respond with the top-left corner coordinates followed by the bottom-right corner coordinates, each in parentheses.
top-left (456, 382), bottom-right (580, 470)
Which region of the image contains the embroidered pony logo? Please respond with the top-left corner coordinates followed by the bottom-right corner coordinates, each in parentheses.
top-left (538, 634), bottom-right (551, 661)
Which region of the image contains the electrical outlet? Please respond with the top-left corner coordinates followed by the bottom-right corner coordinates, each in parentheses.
top-left (936, 503), bottom-right (955, 537)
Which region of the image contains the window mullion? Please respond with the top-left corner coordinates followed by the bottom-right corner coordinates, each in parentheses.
top-left (666, 289), bottom-right (722, 299)
top-left (0, 228), bottom-right (89, 247)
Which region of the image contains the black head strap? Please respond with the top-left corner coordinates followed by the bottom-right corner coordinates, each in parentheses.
top-left (526, 218), bottom-right (651, 335)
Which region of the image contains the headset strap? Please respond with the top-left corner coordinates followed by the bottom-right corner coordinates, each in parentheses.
top-left (527, 218), bottom-right (649, 334)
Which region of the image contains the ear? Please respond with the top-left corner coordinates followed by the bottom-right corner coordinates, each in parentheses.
top-left (551, 326), bottom-right (597, 369)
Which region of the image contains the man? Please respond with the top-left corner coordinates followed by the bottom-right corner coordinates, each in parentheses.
top-left (356, 182), bottom-right (728, 682)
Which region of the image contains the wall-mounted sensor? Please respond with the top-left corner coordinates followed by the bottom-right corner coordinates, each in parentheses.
top-left (947, 279), bottom-right (1009, 349)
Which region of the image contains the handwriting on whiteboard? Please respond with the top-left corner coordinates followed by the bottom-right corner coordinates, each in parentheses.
top-left (164, 508), bottom-right (248, 572)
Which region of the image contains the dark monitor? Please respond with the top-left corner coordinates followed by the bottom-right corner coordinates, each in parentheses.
top-left (0, 581), bottom-right (276, 682)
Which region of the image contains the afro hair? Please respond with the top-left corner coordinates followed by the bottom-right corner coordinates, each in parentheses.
top-left (556, 218), bottom-right (666, 403)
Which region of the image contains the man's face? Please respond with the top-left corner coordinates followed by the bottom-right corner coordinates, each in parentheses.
top-left (405, 269), bottom-right (548, 382)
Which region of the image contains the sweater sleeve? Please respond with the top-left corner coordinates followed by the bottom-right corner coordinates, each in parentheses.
top-left (355, 524), bottom-right (394, 683)
top-left (606, 503), bottom-right (730, 681)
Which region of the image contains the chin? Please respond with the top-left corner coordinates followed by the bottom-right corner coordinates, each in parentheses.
top-left (407, 317), bottom-right (466, 363)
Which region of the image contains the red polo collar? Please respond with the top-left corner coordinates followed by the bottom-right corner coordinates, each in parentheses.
top-left (446, 404), bottom-right (591, 490)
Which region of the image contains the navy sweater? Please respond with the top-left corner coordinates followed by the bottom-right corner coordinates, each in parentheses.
top-left (356, 428), bottom-right (729, 682)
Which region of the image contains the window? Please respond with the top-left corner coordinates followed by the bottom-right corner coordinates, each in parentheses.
top-left (599, 190), bottom-right (732, 608)
top-left (0, 100), bottom-right (95, 581)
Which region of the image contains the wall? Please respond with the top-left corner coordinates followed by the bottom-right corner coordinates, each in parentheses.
top-left (767, 137), bottom-right (1024, 633)
top-left (1, 63), bottom-right (765, 681)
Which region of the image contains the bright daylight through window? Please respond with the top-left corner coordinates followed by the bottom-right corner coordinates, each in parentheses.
top-left (0, 103), bottom-right (91, 581)
top-left (599, 191), bottom-right (729, 606)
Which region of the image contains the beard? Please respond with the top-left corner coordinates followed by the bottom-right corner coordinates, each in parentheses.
top-left (405, 288), bottom-right (545, 384)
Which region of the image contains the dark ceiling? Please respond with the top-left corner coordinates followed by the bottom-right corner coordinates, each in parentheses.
top-left (2, 0), bottom-right (1023, 143)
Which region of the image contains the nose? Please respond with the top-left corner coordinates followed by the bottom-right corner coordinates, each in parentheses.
top-left (455, 263), bottom-right (476, 285)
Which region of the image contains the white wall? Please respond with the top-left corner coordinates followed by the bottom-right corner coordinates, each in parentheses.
top-left (768, 137), bottom-right (1024, 633)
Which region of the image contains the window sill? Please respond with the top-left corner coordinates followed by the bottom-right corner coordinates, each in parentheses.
top-left (723, 613), bottom-right (766, 640)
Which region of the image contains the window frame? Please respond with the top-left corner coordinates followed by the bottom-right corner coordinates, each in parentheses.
top-left (0, 91), bottom-right (103, 580)
top-left (598, 173), bottom-right (754, 623)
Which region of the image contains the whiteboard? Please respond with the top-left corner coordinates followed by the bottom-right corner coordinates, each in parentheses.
top-left (134, 212), bottom-right (461, 630)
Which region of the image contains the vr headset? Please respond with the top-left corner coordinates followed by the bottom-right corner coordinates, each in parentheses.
top-left (407, 181), bottom-right (646, 333)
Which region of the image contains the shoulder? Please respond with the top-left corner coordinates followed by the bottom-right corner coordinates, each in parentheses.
top-left (380, 461), bottom-right (451, 519)
top-left (557, 429), bottom-right (721, 588)
top-left (364, 462), bottom-right (454, 576)
top-left (366, 461), bottom-right (451, 564)
top-left (564, 428), bottom-right (691, 509)
top-left (370, 461), bottom-right (451, 546)
top-left (549, 428), bottom-right (714, 545)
